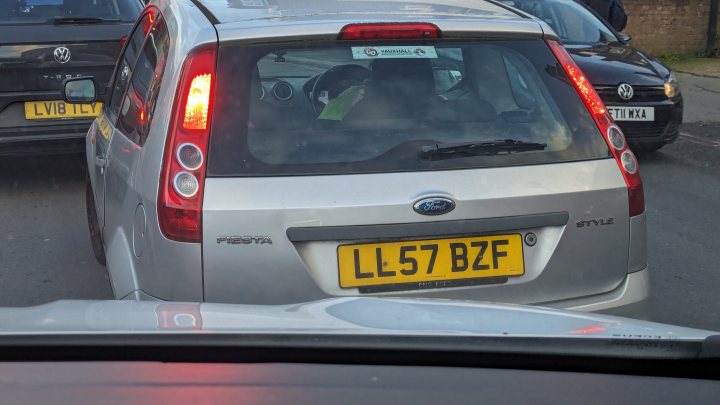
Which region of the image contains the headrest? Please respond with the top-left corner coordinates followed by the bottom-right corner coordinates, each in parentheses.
top-left (369, 58), bottom-right (434, 83)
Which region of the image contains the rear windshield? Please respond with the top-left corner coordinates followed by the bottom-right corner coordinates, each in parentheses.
top-left (208, 40), bottom-right (609, 176)
top-left (1, 0), bottom-right (141, 24)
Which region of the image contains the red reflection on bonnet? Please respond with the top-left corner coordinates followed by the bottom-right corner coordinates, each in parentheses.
top-left (156, 303), bottom-right (203, 330)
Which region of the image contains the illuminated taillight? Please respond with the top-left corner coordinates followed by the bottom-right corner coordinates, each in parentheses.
top-left (183, 73), bottom-right (212, 130)
top-left (339, 23), bottom-right (440, 40)
top-left (142, 8), bottom-right (155, 34)
top-left (547, 39), bottom-right (644, 217)
top-left (158, 45), bottom-right (216, 243)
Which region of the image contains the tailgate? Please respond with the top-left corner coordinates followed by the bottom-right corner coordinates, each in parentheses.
top-left (0, 23), bottom-right (131, 133)
top-left (0, 24), bottom-right (130, 94)
top-left (202, 159), bottom-right (629, 304)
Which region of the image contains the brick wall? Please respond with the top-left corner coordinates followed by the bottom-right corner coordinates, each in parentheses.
top-left (623, 0), bottom-right (719, 55)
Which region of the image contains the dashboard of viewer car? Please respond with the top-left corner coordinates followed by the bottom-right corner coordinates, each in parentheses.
top-left (2, 361), bottom-right (719, 403)
top-left (1, 333), bottom-right (719, 404)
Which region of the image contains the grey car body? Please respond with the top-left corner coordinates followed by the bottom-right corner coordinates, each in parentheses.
top-left (0, 298), bottom-right (710, 342)
top-left (80, 0), bottom-right (648, 313)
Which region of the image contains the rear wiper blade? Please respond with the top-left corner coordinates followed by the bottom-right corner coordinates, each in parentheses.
top-left (418, 139), bottom-right (547, 161)
top-left (51, 16), bottom-right (121, 24)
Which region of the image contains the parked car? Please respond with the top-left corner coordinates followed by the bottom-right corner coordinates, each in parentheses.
top-left (68, 0), bottom-right (647, 315)
top-left (502, 0), bottom-right (683, 153)
top-left (0, 0), bottom-right (142, 156)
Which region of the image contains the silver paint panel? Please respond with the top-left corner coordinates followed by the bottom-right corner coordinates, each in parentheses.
top-left (203, 159), bottom-right (632, 307)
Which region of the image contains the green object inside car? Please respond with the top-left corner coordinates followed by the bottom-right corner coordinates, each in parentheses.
top-left (317, 85), bottom-right (365, 121)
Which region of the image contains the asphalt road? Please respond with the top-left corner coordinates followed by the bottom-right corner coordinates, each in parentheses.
top-left (0, 123), bottom-right (718, 330)
top-left (677, 73), bottom-right (720, 124)
top-left (640, 123), bottom-right (720, 330)
top-left (0, 154), bottom-right (112, 305)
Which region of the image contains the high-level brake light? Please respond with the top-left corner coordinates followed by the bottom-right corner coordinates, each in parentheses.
top-left (339, 23), bottom-right (440, 40)
top-left (546, 39), bottom-right (644, 217)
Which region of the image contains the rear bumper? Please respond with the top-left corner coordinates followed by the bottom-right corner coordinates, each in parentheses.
top-left (0, 98), bottom-right (93, 155)
top-left (0, 122), bottom-right (90, 156)
top-left (537, 267), bottom-right (650, 317)
top-left (131, 268), bottom-right (652, 320)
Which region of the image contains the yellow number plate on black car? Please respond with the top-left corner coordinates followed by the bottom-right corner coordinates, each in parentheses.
top-left (338, 234), bottom-right (524, 292)
top-left (24, 100), bottom-right (102, 120)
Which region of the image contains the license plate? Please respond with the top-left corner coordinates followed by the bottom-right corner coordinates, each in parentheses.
top-left (338, 234), bottom-right (524, 292)
top-left (607, 106), bottom-right (654, 122)
top-left (24, 100), bottom-right (102, 120)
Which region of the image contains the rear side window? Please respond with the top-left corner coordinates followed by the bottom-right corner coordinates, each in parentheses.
top-left (208, 40), bottom-right (609, 176)
top-left (106, 12), bottom-right (153, 122)
top-left (117, 14), bottom-right (170, 145)
top-left (0, 0), bottom-right (141, 24)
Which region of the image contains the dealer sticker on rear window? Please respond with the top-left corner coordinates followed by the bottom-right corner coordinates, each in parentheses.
top-left (351, 46), bottom-right (438, 60)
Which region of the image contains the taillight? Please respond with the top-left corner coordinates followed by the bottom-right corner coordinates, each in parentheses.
top-left (546, 39), bottom-right (644, 217)
top-left (142, 8), bottom-right (155, 34)
top-left (182, 73), bottom-right (212, 130)
top-left (158, 45), bottom-right (217, 243)
top-left (339, 23), bottom-right (440, 40)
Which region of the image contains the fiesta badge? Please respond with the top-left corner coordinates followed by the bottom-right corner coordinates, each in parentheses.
top-left (413, 197), bottom-right (456, 216)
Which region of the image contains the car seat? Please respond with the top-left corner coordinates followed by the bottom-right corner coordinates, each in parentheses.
top-left (344, 58), bottom-right (437, 122)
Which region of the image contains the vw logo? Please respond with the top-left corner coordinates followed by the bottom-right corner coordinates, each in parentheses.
top-left (413, 197), bottom-right (456, 216)
top-left (53, 46), bottom-right (71, 64)
top-left (617, 83), bottom-right (634, 101)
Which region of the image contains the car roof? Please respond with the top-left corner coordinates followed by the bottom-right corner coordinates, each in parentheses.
top-left (195, 0), bottom-right (528, 25)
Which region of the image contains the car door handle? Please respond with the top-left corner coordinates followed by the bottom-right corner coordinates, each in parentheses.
top-left (95, 156), bottom-right (106, 168)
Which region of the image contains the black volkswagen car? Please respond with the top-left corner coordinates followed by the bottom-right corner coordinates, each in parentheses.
top-left (503, 0), bottom-right (683, 153)
top-left (0, 0), bottom-right (142, 155)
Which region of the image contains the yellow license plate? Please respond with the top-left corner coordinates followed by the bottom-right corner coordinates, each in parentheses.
top-left (24, 100), bottom-right (102, 120)
top-left (338, 234), bottom-right (524, 290)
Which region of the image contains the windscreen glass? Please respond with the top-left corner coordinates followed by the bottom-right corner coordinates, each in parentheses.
top-left (208, 40), bottom-right (608, 176)
top-left (0, 0), bottom-right (141, 24)
top-left (501, 0), bottom-right (619, 44)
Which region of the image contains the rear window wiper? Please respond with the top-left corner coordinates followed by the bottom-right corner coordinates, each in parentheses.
top-left (51, 17), bottom-right (121, 24)
top-left (418, 139), bottom-right (547, 161)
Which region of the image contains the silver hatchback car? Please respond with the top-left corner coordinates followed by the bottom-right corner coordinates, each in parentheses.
top-left (66, 0), bottom-right (648, 313)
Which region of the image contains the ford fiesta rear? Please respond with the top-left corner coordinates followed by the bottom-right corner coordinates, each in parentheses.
top-left (146, 21), bottom-right (651, 313)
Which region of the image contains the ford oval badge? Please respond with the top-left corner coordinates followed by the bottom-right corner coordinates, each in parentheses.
top-left (413, 197), bottom-right (456, 216)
